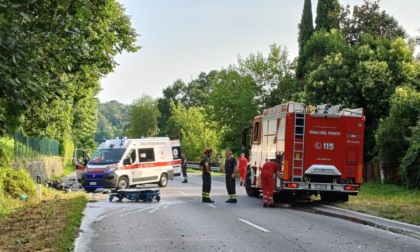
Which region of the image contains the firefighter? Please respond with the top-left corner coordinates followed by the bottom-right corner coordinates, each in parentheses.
top-left (181, 152), bottom-right (188, 183)
top-left (237, 153), bottom-right (248, 186)
top-left (224, 149), bottom-right (237, 203)
top-left (261, 153), bottom-right (282, 207)
top-left (201, 148), bottom-right (214, 203)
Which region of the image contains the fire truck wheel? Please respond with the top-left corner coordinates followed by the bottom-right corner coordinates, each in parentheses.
top-left (245, 186), bottom-right (260, 197)
top-left (117, 177), bottom-right (129, 189)
top-left (158, 173), bottom-right (168, 187)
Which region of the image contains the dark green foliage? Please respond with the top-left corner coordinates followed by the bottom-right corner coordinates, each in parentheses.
top-left (297, 0), bottom-right (314, 79)
top-left (400, 125), bottom-right (420, 189)
top-left (157, 71), bottom-right (217, 138)
top-left (314, 0), bottom-right (340, 32)
top-left (376, 87), bottom-right (420, 185)
top-left (339, 0), bottom-right (406, 45)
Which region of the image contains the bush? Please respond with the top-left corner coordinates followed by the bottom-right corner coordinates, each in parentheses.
top-left (0, 166), bottom-right (37, 199)
top-left (400, 123), bottom-right (420, 189)
top-left (400, 143), bottom-right (420, 189)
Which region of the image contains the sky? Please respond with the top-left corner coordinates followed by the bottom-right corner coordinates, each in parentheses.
top-left (99, 0), bottom-right (420, 105)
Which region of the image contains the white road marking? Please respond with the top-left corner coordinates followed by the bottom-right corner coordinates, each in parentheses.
top-left (238, 218), bottom-right (270, 233)
top-left (178, 191), bottom-right (189, 196)
top-left (205, 203), bottom-right (217, 208)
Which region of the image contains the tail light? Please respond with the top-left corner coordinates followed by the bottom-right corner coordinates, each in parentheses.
top-left (344, 185), bottom-right (359, 191)
top-left (286, 183), bottom-right (299, 188)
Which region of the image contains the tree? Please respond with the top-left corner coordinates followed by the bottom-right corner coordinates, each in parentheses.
top-left (207, 68), bottom-right (259, 155)
top-left (339, 0), bottom-right (406, 45)
top-left (126, 95), bottom-right (160, 138)
top-left (314, 0), bottom-right (340, 32)
top-left (185, 71), bottom-right (218, 108)
top-left (237, 44), bottom-right (296, 110)
top-left (157, 79), bottom-right (188, 138)
top-left (168, 102), bottom-right (220, 161)
top-left (95, 111), bottom-right (115, 143)
top-left (0, 0), bottom-right (138, 142)
top-left (157, 71), bottom-right (217, 138)
top-left (376, 87), bottom-right (420, 183)
top-left (297, 0), bottom-right (314, 79)
top-left (299, 29), bottom-right (349, 102)
top-left (97, 100), bottom-right (130, 141)
top-left (400, 121), bottom-right (420, 189)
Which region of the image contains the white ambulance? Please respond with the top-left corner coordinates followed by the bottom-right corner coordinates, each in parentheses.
top-left (74, 137), bottom-right (175, 192)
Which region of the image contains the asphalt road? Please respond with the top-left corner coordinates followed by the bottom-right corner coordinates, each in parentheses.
top-left (73, 173), bottom-right (420, 252)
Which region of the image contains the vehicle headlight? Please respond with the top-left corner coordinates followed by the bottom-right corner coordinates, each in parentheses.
top-left (104, 165), bottom-right (118, 172)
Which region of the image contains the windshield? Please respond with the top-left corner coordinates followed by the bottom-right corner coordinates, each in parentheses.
top-left (88, 148), bottom-right (126, 165)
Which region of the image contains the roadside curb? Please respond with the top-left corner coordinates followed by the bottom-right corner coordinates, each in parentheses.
top-left (314, 204), bottom-right (420, 240)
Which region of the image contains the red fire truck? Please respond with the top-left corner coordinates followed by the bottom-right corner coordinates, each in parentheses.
top-left (241, 102), bottom-right (365, 202)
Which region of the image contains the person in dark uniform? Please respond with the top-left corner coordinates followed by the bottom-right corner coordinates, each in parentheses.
top-left (224, 149), bottom-right (237, 203)
top-left (181, 152), bottom-right (188, 183)
top-left (201, 148), bottom-right (214, 203)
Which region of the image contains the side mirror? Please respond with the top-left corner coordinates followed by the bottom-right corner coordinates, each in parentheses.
top-left (241, 125), bottom-right (251, 149)
top-left (83, 158), bottom-right (89, 166)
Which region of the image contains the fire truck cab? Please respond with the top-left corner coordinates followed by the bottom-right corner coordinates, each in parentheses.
top-left (242, 102), bottom-right (365, 202)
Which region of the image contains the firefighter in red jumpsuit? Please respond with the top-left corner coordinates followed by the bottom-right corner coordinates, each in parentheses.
top-left (237, 153), bottom-right (248, 186)
top-left (261, 153), bottom-right (282, 207)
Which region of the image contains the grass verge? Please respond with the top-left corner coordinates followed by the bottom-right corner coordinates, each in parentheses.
top-left (331, 182), bottom-right (420, 225)
top-left (0, 189), bottom-right (88, 251)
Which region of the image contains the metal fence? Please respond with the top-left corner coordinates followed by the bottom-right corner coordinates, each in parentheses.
top-left (187, 162), bottom-right (220, 172)
top-left (14, 131), bottom-right (59, 158)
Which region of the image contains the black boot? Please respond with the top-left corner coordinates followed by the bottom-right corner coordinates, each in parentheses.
top-left (204, 198), bottom-right (214, 203)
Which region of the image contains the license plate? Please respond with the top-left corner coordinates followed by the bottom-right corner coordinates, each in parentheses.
top-left (315, 184), bottom-right (327, 189)
top-left (90, 182), bottom-right (97, 185)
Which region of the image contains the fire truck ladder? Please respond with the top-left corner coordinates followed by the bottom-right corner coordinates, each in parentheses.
top-left (292, 108), bottom-right (305, 182)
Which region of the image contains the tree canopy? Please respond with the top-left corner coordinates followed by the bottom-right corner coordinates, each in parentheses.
top-left (0, 0), bottom-right (138, 150)
top-left (315, 0), bottom-right (340, 32)
top-left (126, 95), bottom-right (160, 138)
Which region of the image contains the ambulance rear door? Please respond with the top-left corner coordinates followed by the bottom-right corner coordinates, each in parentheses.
top-left (74, 149), bottom-right (90, 183)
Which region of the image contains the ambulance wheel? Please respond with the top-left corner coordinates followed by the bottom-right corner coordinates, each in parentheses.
top-left (158, 174), bottom-right (168, 187)
top-left (117, 177), bottom-right (129, 189)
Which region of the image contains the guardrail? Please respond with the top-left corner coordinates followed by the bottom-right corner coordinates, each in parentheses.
top-left (187, 164), bottom-right (220, 172)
